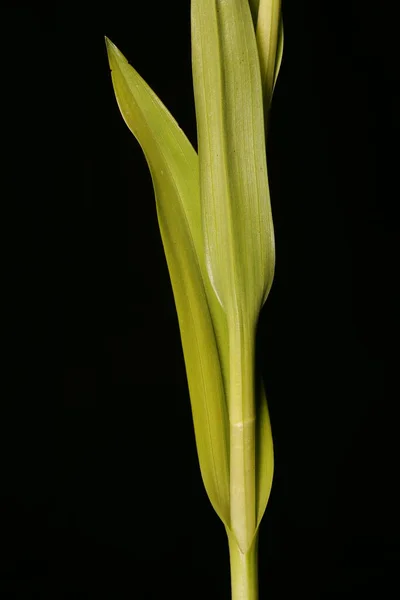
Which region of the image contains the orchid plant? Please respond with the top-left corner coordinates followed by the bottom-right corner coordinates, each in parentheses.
top-left (106, 1), bottom-right (283, 598)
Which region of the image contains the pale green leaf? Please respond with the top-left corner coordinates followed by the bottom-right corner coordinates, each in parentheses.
top-left (248, 1), bottom-right (284, 125)
top-left (273, 14), bottom-right (284, 93)
top-left (191, 0), bottom-right (276, 552)
top-left (105, 38), bottom-right (230, 527)
top-left (105, 0), bottom-right (281, 552)
top-left (255, 379), bottom-right (274, 528)
top-left (248, 0), bottom-right (281, 531)
top-left (191, 0), bottom-right (275, 325)
top-left (255, 0), bottom-right (283, 111)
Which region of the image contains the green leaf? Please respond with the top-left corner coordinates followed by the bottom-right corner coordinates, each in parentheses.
top-left (105, 37), bottom-right (231, 527)
top-left (255, 379), bottom-right (274, 528)
top-left (191, 0), bottom-right (276, 552)
top-left (254, 0), bottom-right (284, 111)
top-left (274, 14), bottom-right (284, 93)
top-left (105, 0), bottom-right (281, 554)
top-left (191, 0), bottom-right (275, 324)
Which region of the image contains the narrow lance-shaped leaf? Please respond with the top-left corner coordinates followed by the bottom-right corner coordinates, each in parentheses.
top-left (105, 38), bottom-right (231, 527)
top-left (105, 0), bottom-right (281, 554)
top-left (191, 0), bottom-right (276, 552)
top-left (192, 0), bottom-right (275, 321)
top-left (248, 0), bottom-right (284, 123)
top-left (248, 0), bottom-right (284, 532)
top-left (255, 0), bottom-right (283, 115)
top-left (274, 13), bottom-right (284, 93)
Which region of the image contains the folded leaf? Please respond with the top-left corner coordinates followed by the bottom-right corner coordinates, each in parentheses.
top-left (191, 0), bottom-right (275, 325)
top-left (105, 38), bottom-right (231, 527)
top-left (105, 0), bottom-right (279, 551)
top-left (255, 378), bottom-right (274, 528)
top-left (191, 0), bottom-right (276, 553)
top-left (254, 0), bottom-right (283, 110)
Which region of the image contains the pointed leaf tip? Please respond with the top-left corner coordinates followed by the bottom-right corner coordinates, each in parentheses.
top-left (104, 36), bottom-right (127, 67)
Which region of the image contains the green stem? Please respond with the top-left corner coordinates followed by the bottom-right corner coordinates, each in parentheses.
top-left (227, 529), bottom-right (259, 600)
top-left (229, 317), bottom-right (256, 551)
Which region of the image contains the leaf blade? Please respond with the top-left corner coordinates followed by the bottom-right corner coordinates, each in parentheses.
top-left (255, 378), bottom-right (274, 528)
top-left (255, 0), bottom-right (283, 112)
top-left (191, 0), bottom-right (275, 324)
top-left (191, 0), bottom-right (276, 552)
top-left (105, 38), bottom-right (231, 527)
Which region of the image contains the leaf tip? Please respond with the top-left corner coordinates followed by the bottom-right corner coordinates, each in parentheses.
top-left (104, 36), bottom-right (127, 67)
top-left (104, 35), bottom-right (112, 53)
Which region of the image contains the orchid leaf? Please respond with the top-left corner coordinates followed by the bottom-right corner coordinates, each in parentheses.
top-left (105, 38), bottom-right (230, 527)
top-left (105, 0), bottom-right (282, 576)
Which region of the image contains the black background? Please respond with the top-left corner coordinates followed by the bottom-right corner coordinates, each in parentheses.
top-left (1, 1), bottom-right (398, 598)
